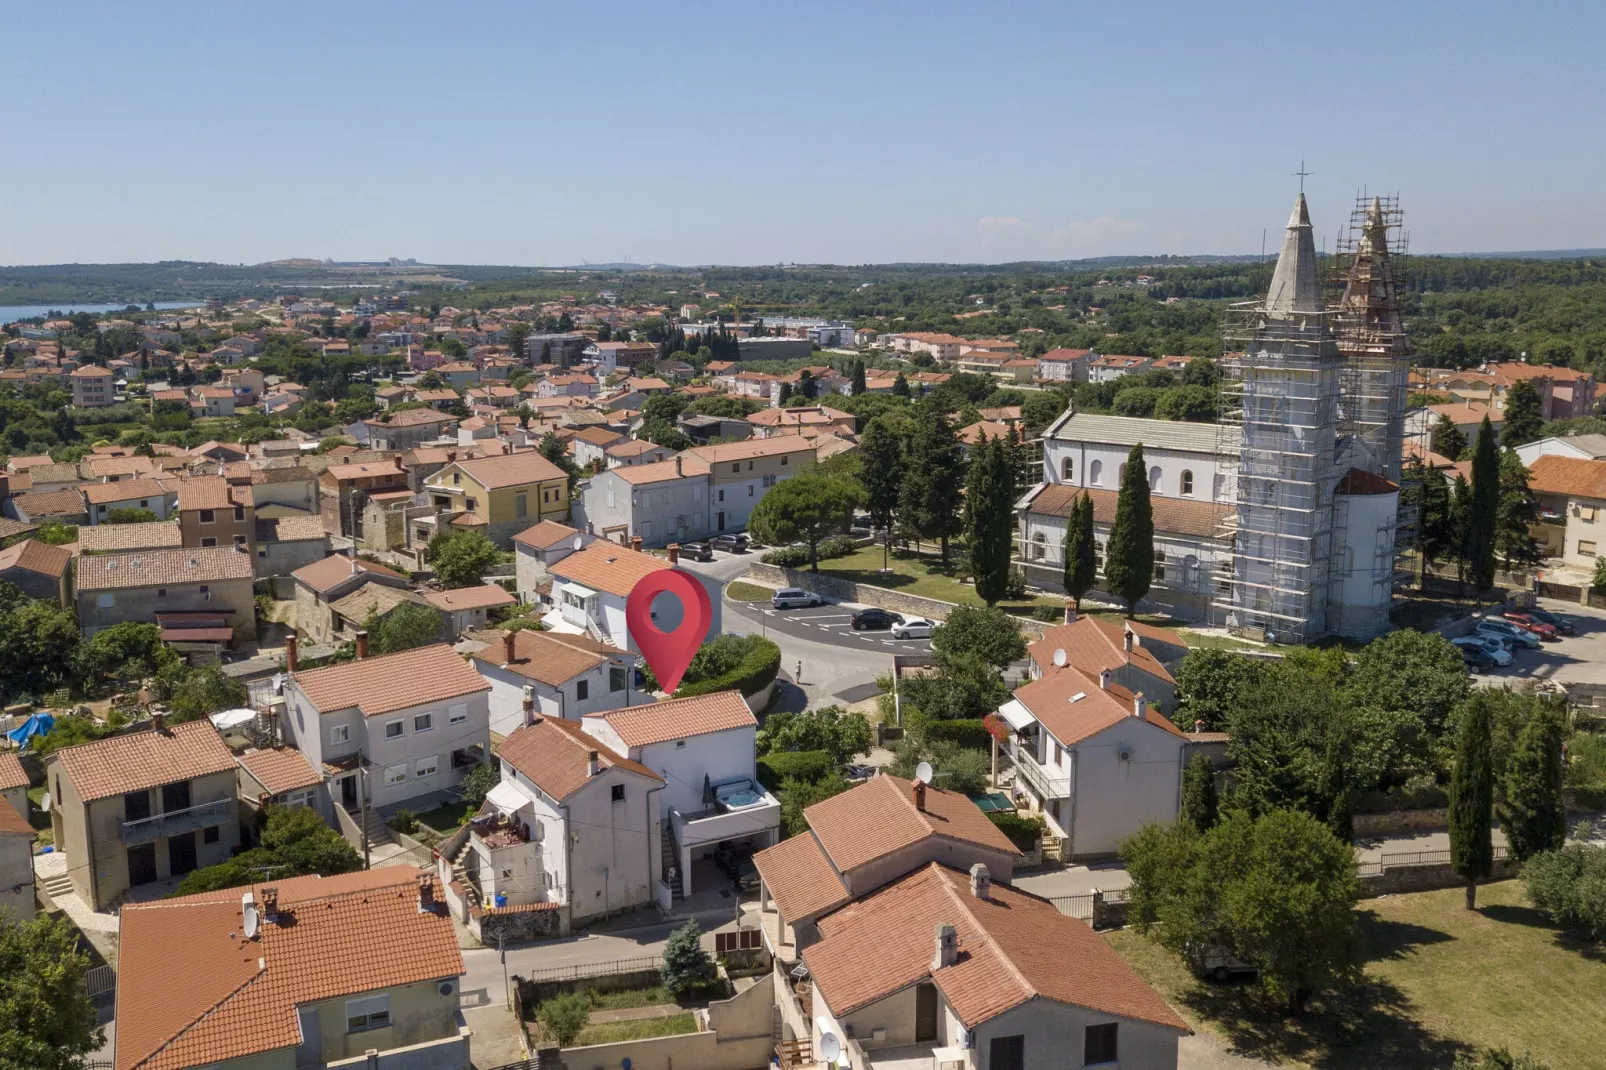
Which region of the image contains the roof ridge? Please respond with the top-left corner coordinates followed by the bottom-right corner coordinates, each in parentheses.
top-left (933, 864), bottom-right (1036, 999)
top-left (129, 965), bottom-right (265, 1070)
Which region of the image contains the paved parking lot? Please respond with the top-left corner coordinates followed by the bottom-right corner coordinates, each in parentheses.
top-left (1467, 598), bottom-right (1606, 687)
top-left (741, 603), bottom-right (935, 655)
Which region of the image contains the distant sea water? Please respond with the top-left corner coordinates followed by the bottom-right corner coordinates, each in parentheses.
top-left (0, 300), bottom-right (200, 322)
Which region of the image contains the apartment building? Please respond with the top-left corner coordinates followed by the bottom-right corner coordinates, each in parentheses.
top-left (684, 437), bottom-right (816, 533)
top-left (75, 545), bottom-right (257, 641)
top-left (69, 364), bottom-right (116, 408)
top-left (582, 456), bottom-right (712, 548)
top-left (424, 450), bottom-right (570, 547)
top-left (177, 474), bottom-right (255, 553)
top-left (47, 719), bottom-right (240, 910)
top-left (317, 457), bottom-right (409, 538)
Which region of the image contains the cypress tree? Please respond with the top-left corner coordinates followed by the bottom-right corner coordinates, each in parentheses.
top-left (1450, 473), bottom-right (1473, 595)
top-left (1180, 753), bottom-right (1218, 833)
top-left (965, 437), bottom-right (1016, 606)
top-left (851, 360), bottom-right (867, 396)
top-left (892, 372), bottom-right (911, 398)
top-left (798, 370), bottom-right (817, 400)
top-left (898, 400), bottom-right (965, 563)
top-left (1495, 449), bottom-right (1542, 571)
top-left (1431, 415), bottom-right (1467, 460)
top-left (1450, 696), bottom-right (1494, 910)
top-left (1467, 416), bottom-right (1500, 593)
top-left (1062, 492), bottom-right (1097, 609)
top-left (1499, 705), bottom-right (1566, 862)
top-left (777, 381), bottom-right (793, 405)
top-left (858, 415), bottom-right (906, 572)
top-left (1103, 443), bottom-right (1154, 617)
top-left (1502, 379), bottom-right (1544, 447)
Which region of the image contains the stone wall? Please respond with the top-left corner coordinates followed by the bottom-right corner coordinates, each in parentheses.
top-left (478, 902), bottom-right (565, 945)
top-left (1358, 856), bottom-right (1523, 898)
top-left (747, 563), bottom-right (962, 622)
top-left (1353, 808), bottom-right (1450, 839)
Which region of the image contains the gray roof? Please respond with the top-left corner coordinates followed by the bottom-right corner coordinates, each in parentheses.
top-left (1265, 192), bottom-right (1323, 316)
top-left (1047, 412), bottom-right (1240, 456)
top-left (1561, 433), bottom-right (1606, 459)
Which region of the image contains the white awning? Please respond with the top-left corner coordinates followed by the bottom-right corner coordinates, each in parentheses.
top-left (485, 781), bottom-right (529, 814)
top-left (209, 708), bottom-right (257, 731)
top-left (998, 699), bottom-right (1037, 731)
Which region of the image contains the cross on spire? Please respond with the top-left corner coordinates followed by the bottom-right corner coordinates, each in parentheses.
top-left (1292, 160), bottom-right (1313, 193)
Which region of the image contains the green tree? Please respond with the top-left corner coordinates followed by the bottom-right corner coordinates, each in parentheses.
top-left (1340, 629), bottom-right (1469, 737)
top-left (1502, 379), bottom-right (1544, 447)
top-left (77, 621), bottom-right (179, 688)
top-left (1153, 384), bottom-right (1216, 422)
top-left (1495, 450), bottom-right (1542, 571)
top-left (1062, 491), bottom-right (1097, 611)
top-left (661, 920), bottom-right (715, 997)
top-left (758, 706), bottom-right (873, 764)
top-left (778, 771), bottom-right (849, 837)
top-left (1450, 694), bottom-right (1495, 909)
top-left (964, 438), bottom-right (1017, 606)
top-left (1450, 473), bottom-right (1474, 592)
top-left (33, 523), bottom-right (77, 546)
top-left (459, 762), bottom-right (499, 809)
top-left (1431, 414), bottom-right (1467, 460)
top-left (175, 806), bottom-right (361, 894)
top-left (105, 507), bottom-right (159, 525)
top-left (851, 360), bottom-right (867, 395)
top-left (505, 321), bottom-right (530, 363)
top-left (747, 471), bottom-right (863, 572)
top-left (1499, 706), bottom-right (1566, 862)
top-left (0, 599), bottom-right (82, 700)
top-left (856, 415), bottom-right (905, 570)
top-left (1180, 753), bottom-right (1218, 833)
top-left (1467, 417), bottom-right (1500, 592)
top-left (537, 992), bottom-right (590, 1047)
top-left (0, 909), bottom-right (104, 1070)
top-left (1172, 648), bottom-right (1266, 732)
top-left (930, 604), bottom-right (1025, 671)
top-left (897, 400), bottom-right (965, 562)
top-left (1523, 840), bottom-right (1606, 941)
top-left (1103, 443), bottom-right (1154, 616)
top-left (167, 666), bottom-right (249, 723)
top-left (1411, 458), bottom-right (1455, 580)
top-left (366, 602), bottom-right (446, 654)
top-left (428, 529), bottom-right (501, 588)
top-left (891, 372), bottom-right (911, 398)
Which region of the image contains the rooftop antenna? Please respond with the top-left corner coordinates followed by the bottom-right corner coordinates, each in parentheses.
top-left (914, 761), bottom-right (933, 785)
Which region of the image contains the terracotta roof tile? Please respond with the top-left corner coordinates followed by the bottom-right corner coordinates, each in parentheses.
top-left (1027, 616), bottom-right (1176, 685)
top-left (0, 538), bottom-right (71, 579)
top-left (237, 747), bottom-right (323, 796)
top-left (77, 522), bottom-right (184, 553)
top-left (0, 751), bottom-right (27, 792)
top-left (0, 803), bottom-right (31, 836)
top-left (512, 520), bottom-right (584, 550)
top-left (613, 457), bottom-right (707, 485)
top-left (81, 479), bottom-right (167, 506)
top-left (447, 450), bottom-right (566, 490)
top-left (176, 475), bottom-right (235, 511)
top-left (751, 832), bottom-right (849, 921)
top-left (805, 775), bottom-right (1019, 874)
top-left (1528, 454), bottom-right (1606, 500)
top-left (290, 643), bottom-right (488, 717)
top-left (588, 690), bottom-right (754, 748)
top-left (328, 583), bottom-right (424, 622)
top-left (548, 542), bottom-right (670, 598)
top-left (54, 720), bottom-right (236, 803)
top-left (291, 553), bottom-right (405, 594)
top-left (421, 584), bottom-right (516, 612)
top-left (498, 716), bottom-right (662, 801)
top-left (1027, 483), bottom-right (1229, 540)
top-left (14, 489), bottom-right (88, 518)
top-left (76, 545), bottom-right (253, 591)
top-left (256, 515), bottom-right (326, 543)
top-left (685, 437), bottom-right (816, 465)
top-left (1012, 665), bottom-right (1187, 747)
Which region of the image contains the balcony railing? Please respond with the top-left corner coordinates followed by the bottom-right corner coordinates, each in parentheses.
top-left (121, 797), bottom-right (234, 845)
top-left (1005, 739), bottom-right (1071, 799)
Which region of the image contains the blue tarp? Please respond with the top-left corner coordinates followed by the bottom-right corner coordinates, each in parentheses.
top-left (5, 712), bottom-right (55, 749)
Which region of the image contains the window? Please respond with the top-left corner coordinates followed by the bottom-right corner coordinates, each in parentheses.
top-left (576, 680), bottom-right (589, 701)
top-left (762, 473), bottom-right (777, 488)
top-left (453, 472), bottom-right (461, 485)
top-left (233, 506), bottom-right (245, 521)
top-left (199, 509), bottom-right (215, 524)
top-left (414, 712), bottom-right (433, 733)
top-left (234, 535), bottom-right (247, 549)
top-left (1061, 457), bottom-right (1074, 482)
top-left (383, 765), bottom-right (407, 786)
top-left (747, 461), bottom-right (755, 471)
top-left (718, 489), bottom-right (725, 502)
top-left (1583, 506), bottom-right (1598, 522)
top-left (200, 537), bottom-right (217, 547)
top-left (330, 724), bottom-right (349, 745)
top-left (96, 593), bottom-right (115, 609)
top-left (611, 784), bottom-right (625, 802)
top-left (448, 703), bottom-right (468, 725)
top-left (989, 1035), bottom-right (1024, 1070)
top-left (1154, 551), bottom-right (1166, 582)
top-left (139, 499), bottom-right (149, 508)
top-left (781, 455), bottom-right (789, 466)
top-left (157, 588), bottom-right (166, 598)
top-left (1084, 1022), bottom-right (1118, 1065)
top-left (1053, 741), bottom-right (1063, 764)
top-left (199, 585), bottom-right (209, 595)
top-left (346, 994), bottom-right (391, 1032)
top-left (1181, 470), bottom-right (1194, 496)
top-left (385, 720), bottom-right (404, 739)
top-left (731, 463), bottom-right (740, 474)
top-left (1581, 541), bottom-right (1598, 557)
top-left (748, 484), bottom-right (755, 497)
top-left (1089, 460), bottom-right (1103, 486)
top-left (466, 497), bottom-right (477, 511)
top-left (415, 755), bottom-right (438, 779)
top-left (609, 666), bottom-right (628, 692)
top-left (203, 825), bottom-right (220, 844)
top-left (1031, 531), bottom-right (1046, 560)
top-left (516, 493), bottom-right (528, 518)
top-left (1149, 465), bottom-right (1161, 490)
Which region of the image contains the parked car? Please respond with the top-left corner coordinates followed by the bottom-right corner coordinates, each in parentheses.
top-left (1462, 647), bottom-right (1497, 673)
top-left (710, 533), bottom-right (749, 553)
top-left (851, 607), bottom-right (904, 630)
top-left (713, 847), bottom-right (760, 891)
top-left (891, 616), bottom-right (935, 640)
top-left (1503, 612), bottom-right (1559, 641)
top-left (772, 587), bottom-right (822, 610)
top-left (680, 541), bottom-right (714, 562)
top-left (1452, 635), bottom-right (1514, 666)
top-left (850, 514), bottom-right (875, 532)
top-left (1189, 944), bottom-right (1257, 983)
top-left (1476, 617), bottom-right (1541, 649)
top-left (1522, 606), bottom-right (1575, 635)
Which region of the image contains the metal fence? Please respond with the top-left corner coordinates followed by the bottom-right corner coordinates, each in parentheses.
top-left (517, 955), bottom-right (662, 985)
top-left (84, 965), bottom-right (115, 999)
top-left (1356, 845), bottom-right (1509, 878)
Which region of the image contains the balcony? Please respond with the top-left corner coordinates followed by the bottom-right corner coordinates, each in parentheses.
top-left (672, 781), bottom-right (782, 850)
top-left (121, 797), bottom-right (234, 846)
top-left (1005, 739), bottom-right (1071, 800)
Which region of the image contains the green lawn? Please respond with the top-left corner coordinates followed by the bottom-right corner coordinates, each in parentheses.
top-left (725, 581), bottom-right (773, 602)
top-left (1106, 880), bottom-right (1605, 1069)
top-left (415, 800), bottom-right (477, 834)
top-left (574, 1013), bottom-right (698, 1046)
top-left (1174, 629), bottom-right (1260, 651)
top-left (814, 546), bottom-right (1064, 612)
top-left (583, 985), bottom-right (675, 1011)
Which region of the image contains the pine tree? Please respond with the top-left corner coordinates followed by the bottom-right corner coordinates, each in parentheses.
top-left (798, 370), bottom-right (818, 400)
top-left (1499, 705), bottom-right (1566, 862)
top-left (858, 415), bottom-right (906, 571)
top-left (660, 920), bottom-right (715, 997)
top-left (1495, 449), bottom-right (1543, 571)
top-left (965, 437), bottom-right (1016, 606)
top-left (1062, 491), bottom-right (1097, 609)
top-left (1467, 417), bottom-right (1500, 593)
top-left (1103, 443), bottom-right (1155, 616)
top-left (898, 400), bottom-right (965, 562)
top-left (851, 360), bottom-right (867, 395)
top-left (1431, 414), bottom-right (1467, 460)
top-left (777, 381), bottom-right (793, 405)
top-left (1415, 459), bottom-right (1454, 580)
top-left (892, 373), bottom-right (911, 398)
top-left (1502, 379), bottom-right (1544, 447)
top-left (1450, 695), bottom-right (1494, 910)
top-left (1180, 753), bottom-right (1218, 833)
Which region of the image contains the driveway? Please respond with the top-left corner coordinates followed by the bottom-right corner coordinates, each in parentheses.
top-left (1468, 598), bottom-right (1606, 687)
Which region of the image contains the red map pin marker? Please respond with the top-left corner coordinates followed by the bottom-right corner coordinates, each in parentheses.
top-left (625, 569), bottom-right (713, 694)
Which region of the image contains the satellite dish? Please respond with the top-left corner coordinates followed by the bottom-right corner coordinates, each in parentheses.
top-left (915, 761), bottom-right (933, 785)
top-left (243, 903), bottom-right (259, 939)
top-left (1052, 648), bottom-right (1067, 668)
top-left (572, 535), bottom-right (585, 551)
top-left (39, 792), bottom-right (50, 813)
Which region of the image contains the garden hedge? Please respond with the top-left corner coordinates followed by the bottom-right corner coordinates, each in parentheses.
top-left (675, 636), bottom-right (782, 699)
top-left (756, 750), bottom-right (836, 791)
top-left (988, 811), bottom-right (1045, 851)
top-left (919, 718), bottom-right (994, 752)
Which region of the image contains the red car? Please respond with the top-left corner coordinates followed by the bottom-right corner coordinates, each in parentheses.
top-left (1503, 612), bottom-right (1559, 641)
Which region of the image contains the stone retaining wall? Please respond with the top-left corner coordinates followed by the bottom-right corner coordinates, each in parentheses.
top-left (1358, 856), bottom-right (1523, 898)
top-left (1354, 808), bottom-right (1451, 839)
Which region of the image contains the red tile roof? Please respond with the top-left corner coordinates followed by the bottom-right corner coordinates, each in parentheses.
top-left (76, 545), bottom-right (253, 592)
top-left (1027, 615), bottom-right (1177, 685)
top-left (421, 584), bottom-right (516, 612)
top-left (290, 644), bottom-right (488, 717)
top-left (448, 450), bottom-right (567, 490)
top-left (470, 629), bottom-right (616, 687)
top-left (0, 751), bottom-right (27, 792)
top-left (1012, 665), bottom-right (1187, 747)
top-left (1027, 483), bottom-right (1229, 540)
top-left (751, 831), bottom-right (849, 921)
top-left (237, 747), bottom-right (323, 796)
top-left (513, 520), bottom-right (585, 551)
top-left (549, 542), bottom-right (670, 597)
top-left (0, 538), bottom-right (71, 579)
top-left (805, 775), bottom-right (1019, 874)
top-left (53, 720), bottom-right (236, 803)
top-left (291, 553), bottom-right (405, 594)
top-left (498, 716), bottom-right (662, 802)
top-left (587, 691), bottom-right (754, 748)
top-left (1528, 454), bottom-right (1606, 500)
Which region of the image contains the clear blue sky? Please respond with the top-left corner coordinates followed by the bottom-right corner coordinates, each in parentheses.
top-left (6, 1), bottom-right (1602, 266)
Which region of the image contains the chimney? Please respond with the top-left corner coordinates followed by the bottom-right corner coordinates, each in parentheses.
top-left (1063, 602), bottom-right (1076, 625)
top-left (666, 543), bottom-right (679, 564)
top-left (503, 630), bottom-right (516, 666)
top-left (151, 710), bottom-right (166, 733)
top-left (1194, 719), bottom-right (1205, 734)
top-left (631, 535), bottom-right (643, 553)
top-left (1133, 692), bottom-right (1147, 719)
top-left (417, 874), bottom-right (435, 911)
top-left (260, 885), bottom-right (278, 919)
top-left (588, 749), bottom-right (600, 777)
top-left (285, 634), bottom-right (299, 673)
top-left (1099, 668), bottom-right (1112, 691)
top-left (355, 630), bottom-right (370, 660)
top-left (674, 455), bottom-right (682, 476)
top-left (522, 685), bottom-right (536, 726)
top-left (912, 779), bottom-right (926, 811)
top-left (1123, 628), bottom-right (1134, 653)
top-left (932, 922), bottom-right (958, 970)
top-left (969, 863), bottom-right (991, 901)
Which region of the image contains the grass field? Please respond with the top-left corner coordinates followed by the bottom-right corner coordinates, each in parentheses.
top-left (573, 1013), bottom-right (698, 1046)
top-left (415, 799), bottom-right (477, 833)
top-left (725, 580), bottom-right (773, 602)
top-left (815, 546), bottom-right (1064, 611)
top-left (1106, 880), bottom-right (1604, 1069)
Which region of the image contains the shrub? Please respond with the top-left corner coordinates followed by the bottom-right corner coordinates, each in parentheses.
top-left (1002, 566), bottom-right (1027, 600)
top-left (756, 750), bottom-right (836, 791)
top-left (760, 546), bottom-right (810, 568)
top-left (916, 717), bottom-right (993, 752)
top-left (1030, 604), bottom-right (1064, 623)
top-left (989, 810), bottom-right (1044, 851)
top-left (460, 763), bottom-right (499, 809)
top-left (387, 809), bottom-right (419, 834)
top-left (817, 533), bottom-right (860, 559)
top-left (661, 921), bottom-right (715, 997)
top-left (1523, 841), bottom-right (1606, 941)
top-left (674, 635), bottom-right (781, 699)
top-left (538, 991), bottom-right (591, 1047)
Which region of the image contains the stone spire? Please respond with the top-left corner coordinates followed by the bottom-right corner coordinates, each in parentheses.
top-left (1337, 196), bottom-right (1407, 339)
top-left (1264, 192), bottom-right (1323, 317)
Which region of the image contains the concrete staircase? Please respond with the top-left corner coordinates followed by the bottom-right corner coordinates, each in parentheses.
top-left (40, 871), bottom-right (75, 901)
top-left (660, 822), bottom-right (683, 900)
top-left (360, 807), bottom-right (396, 851)
top-left (443, 833), bottom-right (482, 910)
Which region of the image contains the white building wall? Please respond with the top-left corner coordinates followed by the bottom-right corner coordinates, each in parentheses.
top-left (479, 662), bottom-right (641, 737)
top-left (1043, 439), bottom-right (1232, 504)
top-left (970, 996), bottom-right (1180, 1070)
top-left (616, 724), bottom-right (758, 817)
top-left (1065, 717), bottom-right (1185, 858)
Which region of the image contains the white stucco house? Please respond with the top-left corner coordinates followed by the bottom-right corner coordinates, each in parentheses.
top-left (469, 628), bottom-right (645, 737)
top-left (512, 518), bottom-right (592, 606)
top-left (543, 541), bottom-right (718, 652)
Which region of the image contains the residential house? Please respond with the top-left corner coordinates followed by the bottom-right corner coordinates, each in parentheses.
top-left (1408, 401), bottom-right (1502, 450)
top-left (0, 539), bottom-right (71, 606)
top-left (0, 751), bottom-right (28, 820)
top-left (890, 332), bottom-right (965, 360)
top-left (536, 374), bottom-right (598, 398)
top-left (69, 364), bottom-right (116, 408)
top-left (0, 803), bottom-right (32, 921)
top-left (1037, 347), bottom-right (1094, 382)
top-left (570, 426), bottom-right (626, 469)
top-left (236, 745), bottom-right (329, 826)
top-left (255, 515), bottom-right (332, 580)
top-left (1515, 433), bottom-right (1606, 468)
top-left (434, 361), bottom-right (480, 389)
top-left (1527, 455), bottom-right (1606, 567)
top-left (83, 478), bottom-right (177, 525)
top-left (1088, 354), bottom-right (1155, 382)
top-left (46, 718), bottom-right (240, 910)
top-left (421, 583), bottom-right (516, 637)
top-left (746, 406), bottom-right (855, 440)
top-left (998, 664), bottom-right (1193, 858)
top-left (677, 413), bottom-right (752, 444)
top-left (545, 541), bottom-right (717, 651)
top-left (282, 643), bottom-right (492, 813)
top-left (512, 519), bottom-right (591, 604)
top-left (484, 712), bottom-right (664, 920)
top-left (354, 408), bottom-right (459, 451)
top-left (75, 545), bottom-right (257, 641)
top-left (176, 475), bottom-right (255, 553)
top-left (115, 869), bottom-right (467, 1070)
top-left (423, 450), bottom-right (570, 547)
top-left (11, 489), bottom-right (89, 526)
top-left (583, 691), bottom-right (780, 899)
top-left (249, 464), bottom-right (318, 518)
top-left (604, 439), bottom-right (670, 468)
top-left (317, 458), bottom-right (409, 538)
top-left (195, 386), bottom-right (237, 417)
top-left (684, 436), bottom-right (816, 534)
top-left (470, 628), bottom-right (640, 736)
top-left (582, 456), bottom-right (712, 548)
top-left (76, 521), bottom-right (184, 555)
top-left (726, 371), bottom-right (780, 403)
top-left (26, 462), bottom-right (85, 493)
top-left (220, 366), bottom-right (265, 402)
top-left (291, 553), bottom-right (412, 646)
